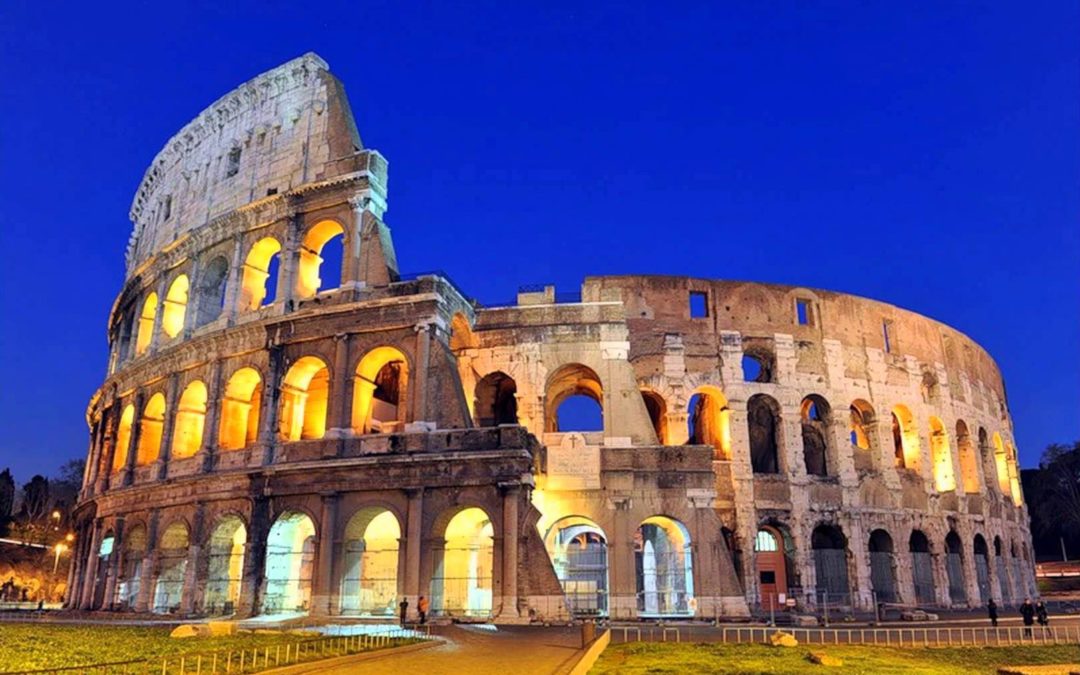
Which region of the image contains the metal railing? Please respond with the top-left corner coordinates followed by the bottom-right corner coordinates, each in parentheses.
top-left (14, 628), bottom-right (425, 675)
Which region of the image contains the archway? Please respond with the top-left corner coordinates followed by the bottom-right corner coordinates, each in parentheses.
top-left (474, 372), bottom-right (518, 427)
top-left (113, 525), bottom-right (146, 609)
top-left (91, 532), bottom-right (115, 609)
top-left (134, 293), bottom-right (158, 355)
top-left (162, 274), bottom-right (190, 339)
top-left (340, 508), bottom-right (401, 616)
top-left (688, 387), bottom-right (731, 460)
top-left (747, 394), bottom-right (781, 474)
top-left (868, 529), bottom-right (897, 603)
top-left (296, 220), bottom-right (345, 298)
top-left (545, 364), bottom-right (603, 433)
top-left (136, 393), bottom-right (167, 465)
top-left (278, 357), bottom-right (329, 441)
top-left (995, 536), bottom-right (1012, 604)
top-left (240, 237), bottom-right (282, 310)
top-left (956, 421), bottom-right (980, 494)
top-left (849, 400), bottom-right (876, 471)
top-left (811, 524), bottom-right (849, 605)
top-left (170, 381), bottom-right (207, 459)
top-left (153, 522), bottom-right (189, 614)
top-left (112, 404), bottom-right (135, 472)
top-left (640, 390), bottom-right (667, 444)
top-left (973, 535), bottom-right (991, 603)
top-left (204, 516), bottom-right (246, 615)
top-left (945, 531), bottom-right (966, 604)
top-left (891, 405), bottom-right (920, 470)
top-left (910, 530), bottom-right (935, 605)
top-left (929, 417), bottom-right (956, 492)
top-left (352, 347), bottom-right (409, 434)
top-left (992, 433), bottom-right (1010, 496)
top-left (218, 367), bottom-right (262, 450)
top-left (636, 516), bottom-right (694, 617)
top-left (261, 512), bottom-right (316, 615)
top-left (431, 507), bottom-right (494, 618)
top-left (754, 526), bottom-right (789, 611)
top-left (194, 256), bottom-right (229, 327)
top-left (801, 395), bottom-right (831, 477)
top-left (545, 516), bottom-right (609, 616)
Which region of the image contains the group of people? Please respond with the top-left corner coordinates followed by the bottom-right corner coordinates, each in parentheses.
top-left (987, 598), bottom-right (1050, 635)
top-left (399, 595), bottom-right (431, 625)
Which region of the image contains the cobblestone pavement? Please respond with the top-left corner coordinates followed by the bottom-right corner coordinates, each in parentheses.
top-left (315, 624), bottom-right (584, 675)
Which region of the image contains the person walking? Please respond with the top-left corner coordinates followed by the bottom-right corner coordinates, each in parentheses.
top-left (1020, 598), bottom-right (1035, 637)
top-left (418, 595), bottom-right (430, 624)
top-left (987, 598), bottom-right (998, 627)
top-left (399, 598), bottom-right (409, 625)
top-left (1036, 600), bottom-right (1049, 628)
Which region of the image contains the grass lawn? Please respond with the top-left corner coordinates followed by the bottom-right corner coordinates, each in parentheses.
top-left (0, 622), bottom-right (317, 672)
top-left (592, 642), bottom-right (1080, 674)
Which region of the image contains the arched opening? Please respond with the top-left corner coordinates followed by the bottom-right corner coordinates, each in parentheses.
top-left (741, 351), bottom-right (774, 383)
top-left (811, 524), bottom-right (849, 604)
top-left (240, 237), bottom-right (282, 310)
top-left (849, 400), bottom-right (876, 471)
top-left (113, 525), bottom-right (145, 609)
top-left (204, 517), bottom-right (246, 615)
top-left (688, 387), bottom-right (732, 460)
top-left (89, 532), bottom-right (115, 608)
top-left (973, 534), bottom-right (991, 603)
top-left (868, 529), bottom-right (897, 603)
top-left (640, 390), bottom-right (668, 444)
top-left (218, 367), bottom-right (263, 450)
top-left (194, 257), bottom-right (229, 327)
top-left (891, 405), bottom-right (919, 471)
top-left (748, 394), bottom-right (781, 474)
top-left (995, 535), bottom-right (1012, 604)
top-left (352, 347), bottom-right (409, 434)
top-left (449, 313), bottom-right (476, 352)
top-left (474, 372), bottom-right (518, 427)
top-left (136, 393), bottom-right (167, 465)
top-left (755, 526), bottom-right (790, 611)
top-left (170, 381), bottom-right (207, 459)
top-left (296, 220), bottom-right (345, 298)
top-left (945, 531), bottom-right (966, 604)
top-left (909, 530), bottom-right (935, 605)
top-left (636, 516), bottom-right (694, 617)
top-left (992, 433), bottom-right (1010, 496)
top-left (340, 508), bottom-right (401, 616)
top-left (261, 511), bottom-right (316, 615)
top-left (929, 417), bottom-right (956, 492)
top-left (279, 357), bottom-right (329, 441)
top-left (723, 527), bottom-right (743, 588)
top-left (1010, 541), bottom-right (1025, 603)
top-left (161, 275), bottom-right (189, 339)
top-left (112, 404), bottom-right (135, 471)
top-left (134, 293), bottom-right (158, 355)
top-left (800, 395), bottom-right (831, 477)
top-left (1007, 443), bottom-right (1023, 506)
top-left (153, 522), bottom-right (189, 614)
top-left (545, 516), bottom-right (609, 616)
top-left (545, 364), bottom-right (604, 433)
top-left (955, 420), bottom-right (981, 494)
top-left (431, 507), bottom-right (494, 618)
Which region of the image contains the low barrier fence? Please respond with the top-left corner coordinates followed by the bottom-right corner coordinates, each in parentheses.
top-left (610, 624), bottom-right (1080, 648)
top-left (16, 628), bottom-right (426, 675)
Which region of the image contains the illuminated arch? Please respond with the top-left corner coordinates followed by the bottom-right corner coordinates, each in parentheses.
top-left (929, 416), bottom-right (956, 492)
top-left (640, 389), bottom-right (668, 445)
top-left (992, 432), bottom-right (1010, 495)
top-left (352, 346), bottom-right (410, 433)
top-left (204, 516), bottom-right (247, 615)
top-left (112, 404), bottom-right (135, 471)
top-left (278, 357), bottom-right (330, 441)
top-left (849, 399), bottom-right (875, 451)
top-left (134, 293), bottom-right (158, 355)
top-left (296, 220), bottom-right (345, 299)
top-left (474, 371), bottom-right (518, 427)
top-left (688, 386), bottom-right (731, 460)
top-left (170, 380), bottom-right (207, 459)
top-left (218, 367), bottom-right (262, 450)
top-left (636, 516), bottom-right (694, 616)
top-left (800, 395), bottom-right (832, 477)
top-left (955, 420), bottom-right (980, 494)
top-left (339, 508), bottom-right (401, 616)
top-left (113, 524), bottom-right (146, 608)
top-left (153, 521), bottom-right (189, 614)
top-left (136, 393), bottom-right (167, 465)
top-left (545, 363), bottom-right (603, 433)
top-left (1006, 442), bottom-right (1023, 506)
top-left (544, 516), bottom-right (609, 616)
top-left (261, 511), bottom-right (317, 614)
top-left (449, 313), bottom-right (476, 351)
top-left (431, 507), bottom-right (494, 618)
top-left (161, 274), bottom-right (189, 338)
top-left (890, 404), bottom-right (919, 471)
top-left (240, 237), bottom-right (282, 310)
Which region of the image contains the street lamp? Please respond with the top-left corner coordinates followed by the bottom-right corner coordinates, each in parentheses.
top-left (53, 543), bottom-right (67, 575)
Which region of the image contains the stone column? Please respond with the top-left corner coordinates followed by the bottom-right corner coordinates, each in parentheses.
top-left (146, 278), bottom-right (168, 354)
top-left (237, 497), bottom-right (270, 617)
top-left (197, 360), bottom-right (224, 473)
top-left (325, 335), bottom-right (351, 446)
top-left (666, 412), bottom-right (689, 445)
top-left (123, 391), bottom-right (144, 487)
top-left (607, 497), bottom-right (636, 620)
top-left (224, 235), bottom-right (246, 324)
top-left (341, 196), bottom-right (365, 289)
top-left (255, 348), bottom-right (284, 466)
top-left (155, 374), bottom-right (180, 480)
top-left (78, 519), bottom-right (103, 609)
top-left (134, 510), bottom-right (160, 613)
top-left (411, 322), bottom-right (433, 426)
top-left (312, 493), bottom-right (339, 615)
top-left (101, 517), bottom-right (125, 610)
top-left (403, 488), bottom-right (424, 617)
top-left (97, 404), bottom-right (122, 493)
top-left (280, 210), bottom-right (302, 310)
top-left (181, 256), bottom-right (202, 338)
top-left (497, 485), bottom-right (520, 621)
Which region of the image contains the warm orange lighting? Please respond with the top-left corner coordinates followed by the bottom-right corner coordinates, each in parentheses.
top-left (240, 237), bottom-right (282, 310)
top-left (219, 367), bottom-right (263, 450)
top-left (170, 380), bottom-right (208, 458)
top-left (279, 357), bottom-right (329, 440)
top-left (136, 393), bottom-right (167, 465)
top-left (296, 220), bottom-right (345, 299)
top-left (929, 416), bottom-right (956, 493)
top-left (161, 274), bottom-right (190, 338)
top-left (134, 293), bottom-right (158, 355)
top-left (113, 404), bottom-right (135, 471)
top-left (351, 346), bottom-right (409, 433)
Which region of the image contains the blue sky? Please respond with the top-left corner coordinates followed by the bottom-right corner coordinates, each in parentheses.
top-left (0, 2), bottom-right (1076, 482)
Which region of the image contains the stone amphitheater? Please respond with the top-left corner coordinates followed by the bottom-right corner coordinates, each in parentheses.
top-left (69, 53), bottom-right (1035, 622)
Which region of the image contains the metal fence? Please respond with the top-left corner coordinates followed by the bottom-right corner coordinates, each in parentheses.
top-left (15, 628), bottom-right (426, 675)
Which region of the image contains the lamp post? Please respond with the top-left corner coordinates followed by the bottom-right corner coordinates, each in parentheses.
top-left (53, 543), bottom-right (67, 575)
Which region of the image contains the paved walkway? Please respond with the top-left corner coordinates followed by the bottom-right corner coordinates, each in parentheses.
top-left (315, 624), bottom-right (583, 675)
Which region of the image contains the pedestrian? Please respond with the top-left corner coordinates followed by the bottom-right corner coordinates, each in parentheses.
top-left (1036, 600), bottom-right (1049, 628)
top-left (418, 595), bottom-right (429, 624)
top-left (987, 598), bottom-right (998, 627)
top-left (399, 598), bottom-right (409, 625)
top-left (1020, 598), bottom-right (1035, 637)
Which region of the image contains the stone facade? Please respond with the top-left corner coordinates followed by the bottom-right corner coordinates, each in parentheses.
top-left (70, 54), bottom-right (1034, 622)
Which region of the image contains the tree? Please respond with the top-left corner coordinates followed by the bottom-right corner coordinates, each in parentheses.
top-left (1026, 441), bottom-right (1080, 560)
top-left (50, 459), bottom-right (84, 514)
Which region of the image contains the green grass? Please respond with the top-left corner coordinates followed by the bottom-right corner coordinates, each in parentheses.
top-left (0, 622), bottom-right (316, 672)
top-left (592, 642), bottom-right (1080, 674)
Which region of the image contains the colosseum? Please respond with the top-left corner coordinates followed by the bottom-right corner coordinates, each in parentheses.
top-left (69, 53), bottom-right (1035, 623)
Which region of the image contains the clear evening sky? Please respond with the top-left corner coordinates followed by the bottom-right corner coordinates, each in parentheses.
top-left (0, 2), bottom-right (1076, 483)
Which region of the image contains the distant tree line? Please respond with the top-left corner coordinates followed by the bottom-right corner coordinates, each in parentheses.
top-left (1023, 440), bottom-right (1080, 562)
top-left (0, 459), bottom-right (84, 546)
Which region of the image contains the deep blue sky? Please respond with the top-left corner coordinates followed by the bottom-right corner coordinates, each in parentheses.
top-left (1, 2), bottom-right (1077, 483)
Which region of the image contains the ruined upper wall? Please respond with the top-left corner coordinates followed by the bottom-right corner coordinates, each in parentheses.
top-left (125, 53), bottom-right (363, 277)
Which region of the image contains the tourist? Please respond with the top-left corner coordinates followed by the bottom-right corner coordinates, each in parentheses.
top-left (418, 595), bottom-right (429, 624)
top-left (399, 598), bottom-right (409, 625)
top-left (1036, 600), bottom-right (1049, 628)
top-left (987, 598), bottom-right (998, 627)
top-left (1020, 598), bottom-right (1035, 637)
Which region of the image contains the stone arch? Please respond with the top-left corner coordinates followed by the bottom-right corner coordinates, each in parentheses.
top-left (800, 394), bottom-right (832, 477)
top-left (240, 237), bottom-right (282, 310)
top-left (544, 516), bottom-right (610, 616)
top-left (339, 507), bottom-right (402, 616)
top-left (891, 405), bottom-right (919, 471)
top-left (992, 433), bottom-right (1010, 496)
top-left (296, 219), bottom-right (346, 298)
top-left (218, 367), bottom-right (263, 450)
top-left (545, 363), bottom-right (604, 433)
top-left (134, 292), bottom-right (158, 355)
top-left (636, 516), bottom-right (694, 617)
top-left (261, 510), bottom-right (317, 615)
top-left (112, 404), bottom-right (135, 471)
top-left (811, 524), bottom-right (849, 603)
top-left (429, 506), bottom-right (494, 618)
top-left (973, 534), bottom-right (991, 603)
top-left (1006, 442), bottom-right (1023, 506)
top-left (929, 416), bottom-right (956, 492)
top-left (945, 530), bottom-right (966, 604)
top-left (640, 389), bottom-right (668, 445)
top-left (204, 516), bottom-right (247, 615)
top-left (170, 380), bottom-right (207, 459)
top-left (153, 521), bottom-right (189, 614)
top-left (114, 523), bottom-right (146, 609)
top-left (868, 529), bottom-right (897, 603)
top-left (136, 393), bottom-right (167, 465)
top-left (161, 274), bottom-right (190, 339)
top-left (474, 371), bottom-right (518, 427)
top-left (909, 530), bottom-right (936, 605)
top-left (279, 356), bottom-right (330, 441)
top-left (688, 386), bottom-right (731, 460)
top-left (754, 524), bottom-right (792, 610)
top-left (955, 420), bottom-right (980, 494)
top-left (449, 312), bottom-right (476, 351)
top-left (194, 256), bottom-right (229, 327)
top-left (747, 394), bottom-right (781, 474)
top-left (352, 346), bottom-right (410, 433)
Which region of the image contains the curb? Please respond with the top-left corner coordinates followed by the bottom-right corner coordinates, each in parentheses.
top-left (262, 638), bottom-right (445, 674)
top-left (560, 629), bottom-right (611, 675)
